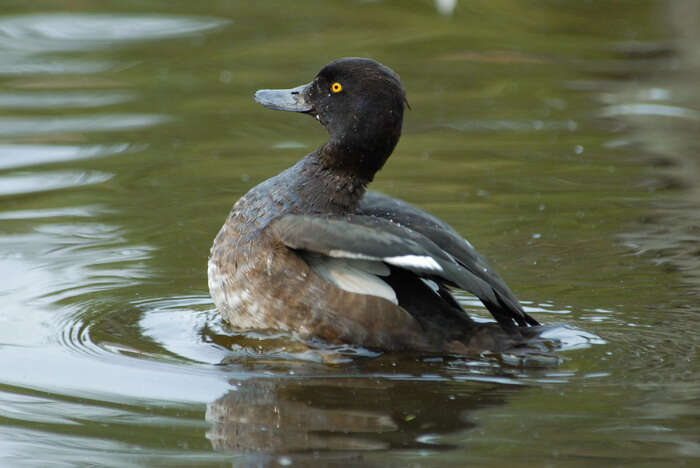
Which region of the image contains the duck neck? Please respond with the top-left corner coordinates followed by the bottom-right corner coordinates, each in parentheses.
top-left (293, 114), bottom-right (403, 214)
top-left (294, 148), bottom-right (370, 214)
top-left (321, 109), bottom-right (403, 183)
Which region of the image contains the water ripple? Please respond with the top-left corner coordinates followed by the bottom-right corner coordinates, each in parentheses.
top-left (0, 13), bottom-right (228, 52)
top-left (0, 171), bottom-right (112, 196)
top-left (0, 143), bottom-right (132, 170)
top-left (0, 53), bottom-right (110, 75)
top-left (601, 103), bottom-right (700, 120)
top-left (0, 205), bottom-right (106, 220)
top-left (0, 222), bottom-right (154, 347)
top-left (0, 91), bottom-right (134, 108)
top-left (0, 115), bottom-right (168, 136)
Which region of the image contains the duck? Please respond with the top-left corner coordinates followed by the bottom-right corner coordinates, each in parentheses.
top-left (208, 57), bottom-right (541, 356)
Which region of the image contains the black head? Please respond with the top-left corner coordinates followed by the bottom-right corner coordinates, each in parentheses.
top-left (254, 58), bottom-right (408, 181)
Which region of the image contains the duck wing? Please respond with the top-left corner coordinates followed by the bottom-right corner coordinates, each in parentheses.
top-left (267, 212), bottom-right (537, 330)
top-left (358, 191), bottom-right (539, 327)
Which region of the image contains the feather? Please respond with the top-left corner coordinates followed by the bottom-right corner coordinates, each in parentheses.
top-left (301, 253), bottom-right (397, 304)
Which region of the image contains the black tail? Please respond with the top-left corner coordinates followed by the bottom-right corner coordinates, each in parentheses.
top-left (484, 290), bottom-right (540, 331)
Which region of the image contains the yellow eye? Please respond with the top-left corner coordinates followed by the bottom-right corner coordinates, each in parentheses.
top-left (331, 82), bottom-right (343, 93)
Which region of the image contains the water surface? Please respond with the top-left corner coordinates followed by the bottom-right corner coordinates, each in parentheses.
top-left (0, 1), bottom-right (698, 466)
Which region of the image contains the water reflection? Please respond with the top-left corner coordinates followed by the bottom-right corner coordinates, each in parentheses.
top-left (435, 0), bottom-right (458, 16)
top-left (0, 114), bottom-right (167, 136)
top-left (0, 13), bottom-right (227, 52)
top-left (0, 171), bottom-right (111, 196)
top-left (0, 13), bottom-right (227, 78)
top-left (206, 376), bottom-right (510, 454)
top-left (0, 91), bottom-right (134, 108)
top-left (0, 54), bottom-right (110, 75)
top-left (601, 103), bottom-right (700, 120)
top-left (0, 205), bottom-right (102, 220)
top-left (0, 143), bottom-right (131, 170)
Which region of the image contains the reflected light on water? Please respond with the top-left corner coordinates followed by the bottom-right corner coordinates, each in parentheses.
top-left (0, 54), bottom-right (111, 75)
top-left (601, 103), bottom-right (700, 120)
top-left (0, 13), bottom-right (227, 77)
top-left (0, 114), bottom-right (168, 136)
top-left (0, 206), bottom-right (104, 220)
top-left (0, 91), bottom-right (134, 108)
top-left (0, 171), bottom-right (112, 196)
top-left (435, 0), bottom-right (458, 16)
top-left (0, 143), bottom-right (132, 170)
top-left (0, 13), bottom-right (228, 52)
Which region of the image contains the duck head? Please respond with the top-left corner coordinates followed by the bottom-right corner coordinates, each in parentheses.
top-left (254, 57), bottom-right (408, 181)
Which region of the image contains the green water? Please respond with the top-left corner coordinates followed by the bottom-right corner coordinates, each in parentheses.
top-left (0, 1), bottom-right (698, 466)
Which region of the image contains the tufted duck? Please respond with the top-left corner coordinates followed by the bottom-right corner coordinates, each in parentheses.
top-left (208, 58), bottom-right (541, 356)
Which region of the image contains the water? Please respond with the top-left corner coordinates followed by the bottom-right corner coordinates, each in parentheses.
top-left (0, 1), bottom-right (698, 466)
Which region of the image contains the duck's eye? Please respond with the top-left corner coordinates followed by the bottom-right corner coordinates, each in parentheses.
top-left (331, 82), bottom-right (343, 93)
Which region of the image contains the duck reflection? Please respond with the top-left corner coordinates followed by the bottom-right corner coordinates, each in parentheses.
top-left (205, 374), bottom-right (512, 453)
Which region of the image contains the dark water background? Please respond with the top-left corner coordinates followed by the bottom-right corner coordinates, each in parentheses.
top-left (0, 1), bottom-right (698, 466)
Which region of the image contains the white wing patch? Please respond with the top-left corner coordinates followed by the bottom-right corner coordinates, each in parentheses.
top-left (327, 249), bottom-right (377, 261)
top-left (385, 255), bottom-right (442, 272)
top-left (302, 253), bottom-right (397, 305)
top-left (327, 250), bottom-right (443, 273)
